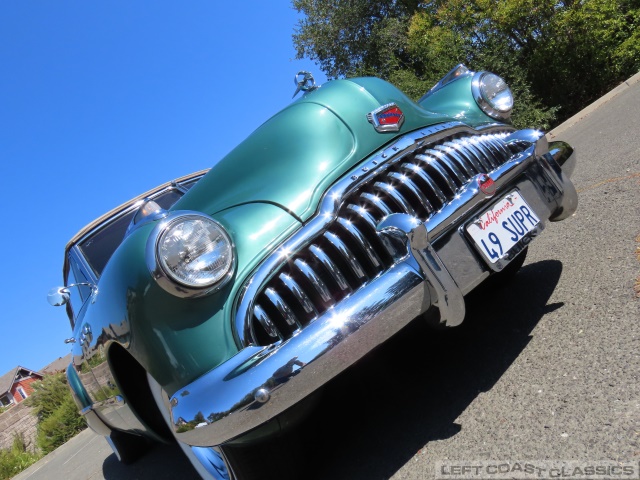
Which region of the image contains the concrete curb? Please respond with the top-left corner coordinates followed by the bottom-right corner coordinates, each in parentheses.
top-left (547, 70), bottom-right (640, 139)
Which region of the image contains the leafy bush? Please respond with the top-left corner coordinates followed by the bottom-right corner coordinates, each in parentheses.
top-left (35, 395), bottom-right (86, 455)
top-left (0, 435), bottom-right (41, 480)
top-left (26, 373), bottom-right (86, 454)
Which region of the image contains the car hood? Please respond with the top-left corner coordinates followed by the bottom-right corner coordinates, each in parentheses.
top-left (173, 77), bottom-right (454, 221)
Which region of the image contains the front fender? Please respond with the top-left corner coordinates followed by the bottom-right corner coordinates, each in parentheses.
top-left (80, 202), bottom-right (301, 397)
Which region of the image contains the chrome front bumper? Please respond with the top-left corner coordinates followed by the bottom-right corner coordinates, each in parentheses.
top-left (169, 130), bottom-right (577, 447)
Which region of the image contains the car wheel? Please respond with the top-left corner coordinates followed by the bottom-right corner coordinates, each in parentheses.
top-left (147, 372), bottom-right (236, 480)
top-left (147, 373), bottom-right (303, 480)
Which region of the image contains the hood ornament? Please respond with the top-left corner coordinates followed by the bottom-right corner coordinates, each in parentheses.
top-left (367, 103), bottom-right (405, 133)
top-left (293, 71), bottom-right (318, 98)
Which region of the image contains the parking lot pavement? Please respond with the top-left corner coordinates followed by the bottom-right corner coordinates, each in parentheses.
top-left (12, 429), bottom-right (199, 480)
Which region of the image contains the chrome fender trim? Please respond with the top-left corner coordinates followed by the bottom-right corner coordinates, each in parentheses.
top-left (170, 261), bottom-right (428, 447)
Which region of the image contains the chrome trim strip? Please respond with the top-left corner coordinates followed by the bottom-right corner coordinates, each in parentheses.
top-left (419, 64), bottom-right (473, 102)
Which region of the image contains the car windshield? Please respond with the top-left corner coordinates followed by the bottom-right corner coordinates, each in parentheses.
top-left (78, 188), bottom-right (183, 277)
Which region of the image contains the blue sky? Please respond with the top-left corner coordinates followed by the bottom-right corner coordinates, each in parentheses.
top-left (0, 2), bottom-right (326, 376)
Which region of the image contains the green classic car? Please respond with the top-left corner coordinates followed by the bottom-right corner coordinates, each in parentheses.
top-left (49, 66), bottom-right (577, 479)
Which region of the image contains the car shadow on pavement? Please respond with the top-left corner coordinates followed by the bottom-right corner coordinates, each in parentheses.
top-left (299, 259), bottom-right (564, 480)
top-left (102, 441), bottom-right (200, 479)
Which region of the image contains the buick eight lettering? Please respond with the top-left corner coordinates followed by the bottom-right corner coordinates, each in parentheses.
top-left (48, 65), bottom-right (578, 479)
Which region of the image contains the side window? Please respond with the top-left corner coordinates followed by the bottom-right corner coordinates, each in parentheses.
top-left (76, 189), bottom-right (183, 278)
top-left (153, 189), bottom-right (183, 209)
top-left (65, 265), bottom-right (82, 323)
top-left (179, 177), bottom-right (202, 191)
top-left (70, 256), bottom-right (92, 302)
top-left (65, 254), bottom-right (93, 325)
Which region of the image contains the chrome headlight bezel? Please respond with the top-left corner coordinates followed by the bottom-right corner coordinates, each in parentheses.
top-left (146, 211), bottom-right (236, 298)
top-left (471, 71), bottom-right (513, 120)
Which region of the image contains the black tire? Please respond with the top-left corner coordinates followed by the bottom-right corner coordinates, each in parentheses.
top-left (108, 429), bottom-right (152, 465)
top-left (222, 433), bottom-right (302, 480)
top-left (147, 372), bottom-right (305, 480)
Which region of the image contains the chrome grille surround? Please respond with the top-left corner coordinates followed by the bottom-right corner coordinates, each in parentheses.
top-left (234, 121), bottom-right (529, 347)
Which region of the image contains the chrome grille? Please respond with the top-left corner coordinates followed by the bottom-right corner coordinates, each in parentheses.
top-left (244, 127), bottom-right (527, 346)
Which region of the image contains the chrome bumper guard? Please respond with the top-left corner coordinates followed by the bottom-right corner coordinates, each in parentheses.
top-left (170, 130), bottom-right (577, 447)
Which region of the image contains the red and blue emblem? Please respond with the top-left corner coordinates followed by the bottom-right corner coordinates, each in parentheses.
top-left (477, 173), bottom-right (497, 196)
top-left (367, 103), bottom-right (405, 133)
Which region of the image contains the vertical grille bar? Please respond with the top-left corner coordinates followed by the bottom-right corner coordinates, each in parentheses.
top-left (294, 259), bottom-right (332, 302)
top-left (253, 305), bottom-right (282, 340)
top-left (336, 217), bottom-right (382, 268)
top-left (264, 288), bottom-right (301, 329)
top-left (323, 231), bottom-right (367, 281)
top-left (309, 245), bottom-right (350, 290)
top-left (278, 273), bottom-right (317, 316)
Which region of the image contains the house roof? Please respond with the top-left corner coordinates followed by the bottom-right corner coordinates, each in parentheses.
top-left (41, 354), bottom-right (72, 375)
top-left (0, 366), bottom-right (43, 396)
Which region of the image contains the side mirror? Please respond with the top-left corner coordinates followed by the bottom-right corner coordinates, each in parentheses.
top-left (48, 287), bottom-right (71, 307)
top-left (47, 282), bottom-right (99, 307)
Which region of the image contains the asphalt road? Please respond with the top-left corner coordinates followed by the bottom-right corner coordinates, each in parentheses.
top-left (15, 80), bottom-right (639, 480)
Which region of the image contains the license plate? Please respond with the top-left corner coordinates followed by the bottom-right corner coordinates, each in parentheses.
top-left (466, 191), bottom-right (540, 264)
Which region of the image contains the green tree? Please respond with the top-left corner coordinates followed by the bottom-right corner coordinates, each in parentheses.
top-left (293, 0), bottom-right (640, 128)
top-left (292, 0), bottom-right (421, 79)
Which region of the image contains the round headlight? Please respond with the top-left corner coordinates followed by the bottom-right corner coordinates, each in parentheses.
top-left (148, 213), bottom-right (235, 297)
top-left (472, 72), bottom-right (513, 120)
